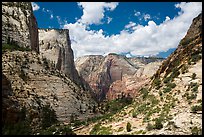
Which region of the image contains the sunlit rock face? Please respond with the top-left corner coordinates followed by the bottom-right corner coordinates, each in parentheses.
top-left (38, 29), bottom-right (84, 87)
top-left (2, 2), bottom-right (39, 53)
top-left (75, 53), bottom-right (164, 102)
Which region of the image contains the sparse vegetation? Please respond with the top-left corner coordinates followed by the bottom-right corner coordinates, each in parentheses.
top-left (146, 123), bottom-right (154, 131)
top-left (39, 124), bottom-right (76, 135)
top-left (2, 43), bottom-right (31, 53)
top-left (191, 104), bottom-right (202, 113)
top-left (181, 64), bottom-right (188, 74)
top-left (90, 123), bottom-right (112, 135)
top-left (191, 73), bottom-right (196, 80)
top-left (126, 122), bottom-right (131, 132)
top-left (139, 87), bottom-right (149, 99)
top-left (153, 78), bottom-right (161, 89)
top-left (163, 87), bottom-right (172, 93)
top-left (2, 107), bottom-right (32, 135)
top-left (40, 105), bottom-right (58, 129)
top-left (154, 118), bottom-right (163, 129)
top-left (166, 82), bottom-right (176, 89)
top-left (191, 126), bottom-right (202, 135)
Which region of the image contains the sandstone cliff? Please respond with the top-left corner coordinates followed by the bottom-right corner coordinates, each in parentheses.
top-left (2, 2), bottom-right (96, 134)
top-left (38, 29), bottom-right (84, 87)
top-left (75, 54), bottom-right (163, 101)
top-left (2, 2), bottom-right (39, 53)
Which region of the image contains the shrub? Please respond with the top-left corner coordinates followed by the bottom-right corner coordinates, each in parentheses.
top-left (140, 88), bottom-right (149, 99)
top-left (191, 54), bottom-right (202, 64)
top-left (186, 93), bottom-right (197, 100)
top-left (163, 87), bottom-right (171, 93)
top-left (41, 105), bottom-right (58, 129)
top-left (126, 122), bottom-right (131, 132)
top-left (191, 105), bottom-right (202, 113)
top-left (153, 78), bottom-right (161, 89)
top-left (163, 76), bottom-right (172, 83)
top-left (191, 73), bottom-right (196, 80)
top-left (191, 126), bottom-right (202, 135)
top-left (146, 123), bottom-right (154, 131)
top-left (39, 125), bottom-right (76, 135)
top-left (90, 123), bottom-right (112, 135)
top-left (132, 111), bottom-right (138, 118)
top-left (2, 120), bottom-right (32, 135)
top-left (2, 43), bottom-right (31, 53)
top-left (2, 107), bottom-right (32, 135)
top-left (181, 65), bottom-right (188, 74)
top-left (154, 118), bottom-right (163, 129)
top-left (166, 82), bottom-right (176, 89)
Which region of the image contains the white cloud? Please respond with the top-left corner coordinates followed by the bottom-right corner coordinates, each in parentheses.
top-left (42, 8), bottom-right (54, 19)
top-left (31, 2), bottom-right (40, 11)
top-left (134, 10), bottom-right (152, 21)
top-left (134, 11), bottom-right (141, 16)
top-left (143, 14), bottom-right (151, 21)
top-left (107, 17), bottom-right (113, 24)
top-left (77, 2), bottom-right (118, 25)
top-left (125, 21), bottom-right (136, 29)
top-left (50, 14), bottom-right (54, 19)
top-left (63, 2), bottom-right (201, 59)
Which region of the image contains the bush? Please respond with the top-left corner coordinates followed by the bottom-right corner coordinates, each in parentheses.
top-left (154, 118), bottom-right (163, 129)
top-left (39, 125), bottom-right (76, 135)
top-left (163, 76), bottom-right (172, 83)
top-left (2, 121), bottom-right (32, 135)
top-left (90, 123), bottom-right (112, 135)
top-left (2, 43), bottom-right (31, 53)
top-left (163, 87), bottom-right (172, 93)
top-left (140, 88), bottom-right (149, 99)
top-left (146, 123), bottom-right (154, 131)
top-left (153, 78), bottom-right (161, 89)
top-left (41, 105), bottom-right (58, 129)
top-left (181, 65), bottom-right (188, 74)
top-left (191, 126), bottom-right (202, 135)
top-left (126, 122), bottom-right (131, 132)
top-left (191, 105), bottom-right (202, 113)
top-left (166, 82), bottom-right (176, 89)
top-left (191, 73), bottom-right (196, 80)
top-left (2, 107), bottom-right (32, 135)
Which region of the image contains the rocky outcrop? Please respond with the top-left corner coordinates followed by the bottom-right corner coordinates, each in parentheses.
top-left (38, 29), bottom-right (86, 89)
top-left (2, 2), bottom-right (39, 53)
top-left (75, 54), bottom-right (163, 101)
top-left (2, 51), bottom-right (97, 131)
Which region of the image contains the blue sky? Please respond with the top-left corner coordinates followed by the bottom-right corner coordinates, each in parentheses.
top-left (32, 2), bottom-right (202, 59)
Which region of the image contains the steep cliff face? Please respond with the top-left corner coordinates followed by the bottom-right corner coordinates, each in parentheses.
top-left (38, 29), bottom-right (85, 88)
top-left (2, 2), bottom-right (39, 53)
top-left (2, 3), bottom-right (97, 134)
top-left (75, 54), bottom-right (163, 101)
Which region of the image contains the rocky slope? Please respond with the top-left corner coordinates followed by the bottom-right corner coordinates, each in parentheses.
top-left (75, 54), bottom-right (163, 101)
top-left (2, 51), bottom-right (96, 130)
top-left (2, 2), bottom-right (39, 53)
top-left (74, 13), bottom-right (202, 135)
